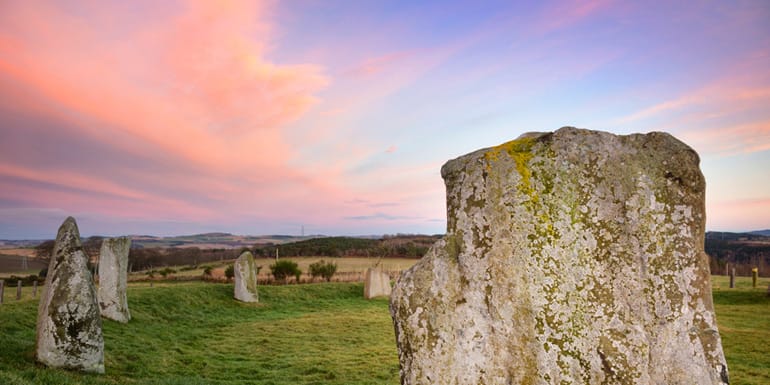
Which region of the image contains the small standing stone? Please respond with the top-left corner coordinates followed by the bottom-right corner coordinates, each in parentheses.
top-left (730, 267), bottom-right (735, 288)
top-left (16, 280), bottom-right (22, 300)
top-left (98, 237), bottom-right (131, 322)
top-left (0, 279), bottom-right (4, 304)
top-left (364, 268), bottom-right (391, 299)
top-left (36, 217), bottom-right (104, 373)
top-left (233, 251), bottom-right (258, 302)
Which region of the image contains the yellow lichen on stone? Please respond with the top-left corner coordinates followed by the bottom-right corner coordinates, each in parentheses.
top-left (483, 136), bottom-right (537, 202)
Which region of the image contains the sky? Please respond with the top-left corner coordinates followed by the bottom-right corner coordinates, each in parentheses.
top-left (0, 0), bottom-right (768, 239)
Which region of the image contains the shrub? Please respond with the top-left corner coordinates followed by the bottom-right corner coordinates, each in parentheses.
top-left (203, 266), bottom-right (213, 277)
top-left (5, 275), bottom-right (43, 285)
top-left (159, 267), bottom-right (177, 278)
top-left (225, 265), bottom-right (235, 280)
top-left (270, 260), bottom-right (301, 283)
top-left (309, 260), bottom-right (337, 282)
top-left (38, 268), bottom-right (48, 278)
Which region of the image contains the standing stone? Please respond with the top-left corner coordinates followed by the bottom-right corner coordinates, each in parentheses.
top-left (98, 237), bottom-right (131, 323)
top-left (233, 251), bottom-right (258, 302)
top-left (36, 217), bottom-right (104, 373)
top-left (730, 267), bottom-right (735, 288)
top-left (391, 127), bottom-right (729, 384)
top-left (364, 268), bottom-right (392, 299)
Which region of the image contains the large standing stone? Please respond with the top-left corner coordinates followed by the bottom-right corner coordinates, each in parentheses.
top-left (390, 127), bottom-right (729, 384)
top-left (364, 268), bottom-right (391, 299)
top-left (233, 251), bottom-right (258, 302)
top-left (98, 237), bottom-right (131, 323)
top-left (36, 217), bottom-right (104, 373)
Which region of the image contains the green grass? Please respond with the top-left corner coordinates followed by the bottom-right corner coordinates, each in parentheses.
top-left (0, 277), bottom-right (767, 384)
top-left (0, 282), bottom-right (399, 385)
top-left (711, 275), bottom-right (770, 385)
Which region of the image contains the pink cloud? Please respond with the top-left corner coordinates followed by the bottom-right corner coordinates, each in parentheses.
top-left (679, 121), bottom-right (770, 156)
top-left (0, 1), bottom-right (327, 169)
top-left (618, 60), bottom-right (770, 156)
top-left (708, 198), bottom-right (770, 231)
top-left (346, 51), bottom-right (413, 77)
top-left (0, 167), bottom-right (211, 221)
top-left (0, 0), bottom-right (338, 224)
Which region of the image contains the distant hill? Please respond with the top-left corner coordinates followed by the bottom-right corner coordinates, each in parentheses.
top-left (128, 234), bottom-right (323, 249)
top-left (0, 232), bottom-right (440, 251)
top-left (705, 231), bottom-right (770, 241)
top-left (749, 229), bottom-right (770, 237)
top-left (0, 234), bottom-right (321, 250)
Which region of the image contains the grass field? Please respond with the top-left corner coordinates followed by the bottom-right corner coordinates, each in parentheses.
top-left (0, 276), bottom-right (767, 384)
top-left (711, 275), bottom-right (770, 385)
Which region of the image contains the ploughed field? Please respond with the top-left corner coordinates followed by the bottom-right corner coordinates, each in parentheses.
top-left (0, 277), bottom-right (767, 385)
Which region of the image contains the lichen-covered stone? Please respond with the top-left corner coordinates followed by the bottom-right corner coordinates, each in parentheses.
top-left (36, 217), bottom-right (104, 373)
top-left (390, 127), bottom-right (729, 385)
top-left (364, 268), bottom-right (392, 299)
top-left (98, 237), bottom-right (131, 323)
top-left (234, 251), bottom-right (258, 302)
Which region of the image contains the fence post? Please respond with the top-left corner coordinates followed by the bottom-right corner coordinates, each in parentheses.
top-left (0, 280), bottom-right (4, 304)
top-left (33, 280), bottom-right (38, 297)
top-left (16, 280), bottom-right (22, 300)
top-left (752, 267), bottom-right (758, 288)
top-left (729, 268), bottom-right (735, 289)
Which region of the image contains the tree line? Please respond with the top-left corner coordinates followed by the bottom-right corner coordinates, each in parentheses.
top-left (32, 235), bottom-right (441, 273)
top-left (706, 236), bottom-right (770, 277)
top-left (34, 239), bottom-right (241, 272)
top-left (254, 235), bottom-right (439, 258)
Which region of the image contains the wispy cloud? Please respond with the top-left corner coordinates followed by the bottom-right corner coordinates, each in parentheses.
top-left (708, 198), bottom-right (770, 231)
top-left (344, 212), bottom-right (418, 221)
top-left (617, 61), bottom-right (770, 156)
top-left (534, 0), bottom-right (613, 35)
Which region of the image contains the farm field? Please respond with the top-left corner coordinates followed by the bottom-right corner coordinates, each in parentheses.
top-left (127, 257), bottom-right (421, 282)
top-left (0, 249), bottom-right (46, 275)
top-left (0, 277), bottom-right (767, 384)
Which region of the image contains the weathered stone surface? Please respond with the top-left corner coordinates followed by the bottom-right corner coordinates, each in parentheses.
top-left (364, 268), bottom-right (391, 299)
top-left (98, 237), bottom-right (131, 323)
top-left (36, 217), bottom-right (104, 373)
top-left (234, 251), bottom-right (258, 302)
top-left (390, 127), bottom-right (729, 384)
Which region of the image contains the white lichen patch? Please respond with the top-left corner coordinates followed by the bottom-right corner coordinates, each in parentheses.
top-left (390, 127), bottom-right (729, 385)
